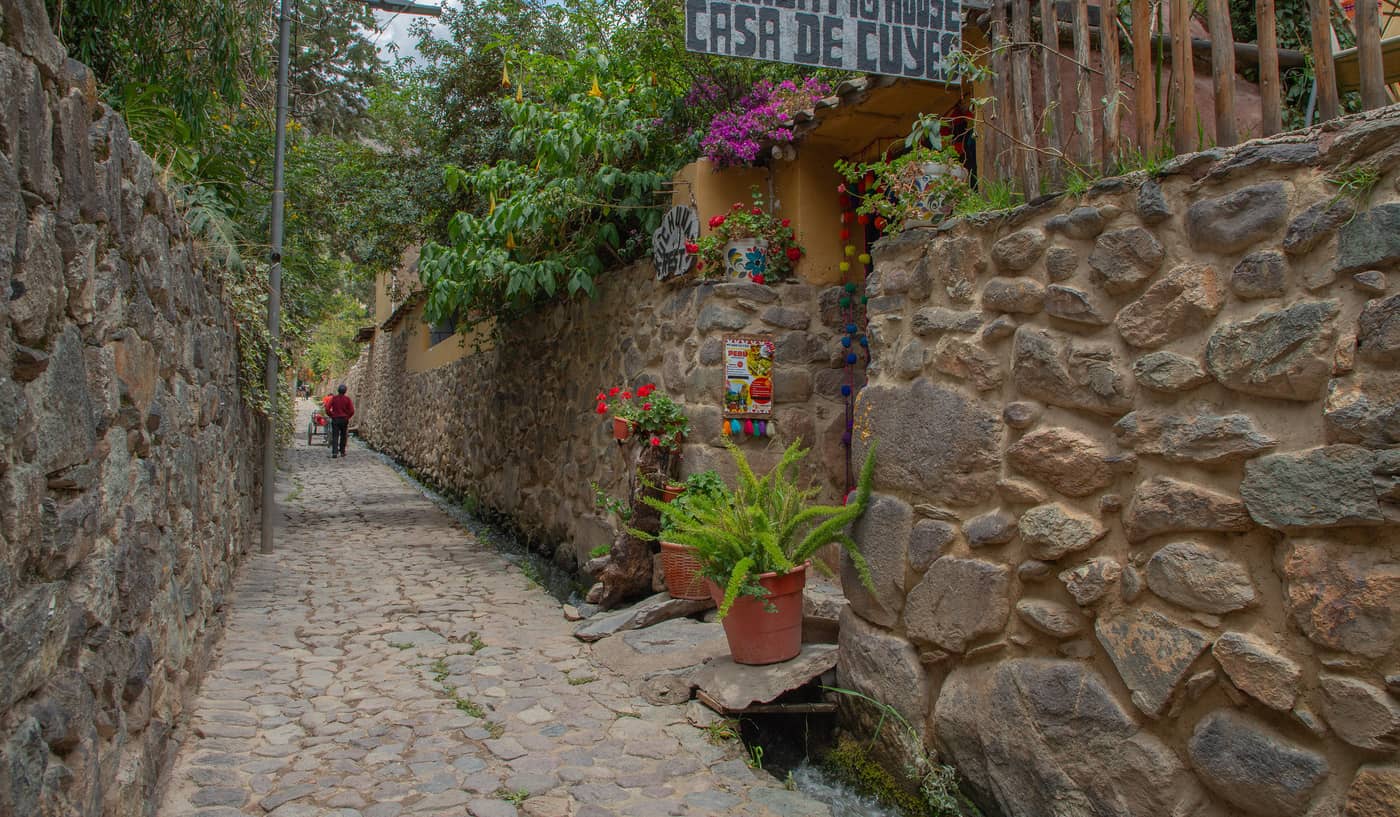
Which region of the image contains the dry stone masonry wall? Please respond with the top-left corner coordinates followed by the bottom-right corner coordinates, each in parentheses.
top-left (1, 1), bottom-right (261, 814)
top-left (347, 263), bottom-right (857, 568)
top-left (841, 108), bottom-right (1400, 817)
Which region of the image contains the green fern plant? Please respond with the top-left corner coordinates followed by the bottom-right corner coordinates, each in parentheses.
top-left (639, 441), bottom-right (877, 619)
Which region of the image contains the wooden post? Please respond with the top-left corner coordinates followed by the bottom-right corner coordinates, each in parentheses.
top-left (1170, 0), bottom-right (1198, 153)
top-left (1132, 0), bottom-right (1156, 147)
top-left (1356, 0), bottom-right (1387, 109)
top-left (1074, 0), bottom-right (1095, 167)
top-left (990, 0), bottom-right (1012, 186)
top-left (1102, 2), bottom-right (1122, 166)
top-left (1012, 0), bottom-right (1041, 197)
top-left (1206, 0), bottom-right (1238, 146)
top-left (1308, 0), bottom-right (1340, 121)
top-left (1257, 0), bottom-right (1282, 135)
top-left (1040, 0), bottom-right (1065, 183)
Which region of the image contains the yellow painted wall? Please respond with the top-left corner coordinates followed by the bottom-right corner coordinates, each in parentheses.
top-left (403, 303), bottom-right (495, 374)
top-left (671, 81), bottom-right (965, 288)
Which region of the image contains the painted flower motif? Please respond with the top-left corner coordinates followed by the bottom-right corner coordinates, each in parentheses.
top-left (752, 274), bottom-right (765, 285)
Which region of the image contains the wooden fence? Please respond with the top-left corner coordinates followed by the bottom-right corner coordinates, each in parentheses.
top-left (978, 0), bottom-right (1400, 197)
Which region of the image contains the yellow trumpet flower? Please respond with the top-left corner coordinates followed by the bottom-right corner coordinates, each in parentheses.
top-left (488, 192), bottom-right (496, 216)
top-left (515, 84), bottom-right (523, 103)
top-left (505, 232), bottom-right (517, 250)
top-left (587, 75), bottom-right (603, 99)
top-left (501, 63), bottom-right (511, 89)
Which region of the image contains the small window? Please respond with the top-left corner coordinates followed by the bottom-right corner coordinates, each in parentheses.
top-left (428, 311), bottom-right (459, 347)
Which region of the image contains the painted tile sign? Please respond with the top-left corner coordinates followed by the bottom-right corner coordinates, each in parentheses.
top-left (724, 336), bottom-right (776, 417)
top-left (684, 0), bottom-right (962, 82)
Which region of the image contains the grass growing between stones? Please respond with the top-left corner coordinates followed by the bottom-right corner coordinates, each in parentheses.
top-left (566, 675), bottom-right (596, 686)
top-left (497, 788), bottom-right (532, 805)
top-left (702, 718), bottom-right (741, 745)
top-left (466, 632), bottom-right (486, 654)
top-left (822, 687), bottom-right (980, 817)
top-left (388, 641), bottom-right (414, 650)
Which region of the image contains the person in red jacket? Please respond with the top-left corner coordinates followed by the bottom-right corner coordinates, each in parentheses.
top-left (326, 384), bottom-right (355, 458)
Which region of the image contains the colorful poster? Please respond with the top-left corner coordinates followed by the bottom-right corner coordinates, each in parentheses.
top-left (723, 336), bottom-right (775, 417)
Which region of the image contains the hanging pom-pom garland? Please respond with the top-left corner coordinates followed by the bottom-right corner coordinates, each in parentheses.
top-left (837, 183), bottom-right (874, 494)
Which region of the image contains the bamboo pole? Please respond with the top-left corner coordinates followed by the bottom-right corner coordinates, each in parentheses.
top-left (1207, 0), bottom-right (1238, 146)
top-left (990, 0), bottom-right (1012, 185)
top-left (1308, 0), bottom-right (1340, 121)
top-left (1356, 0), bottom-right (1387, 109)
top-left (1258, 0), bottom-right (1282, 134)
top-left (1170, 0), bottom-right (1197, 153)
top-left (1102, 2), bottom-right (1122, 165)
top-left (1132, 0), bottom-right (1155, 148)
top-left (1074, 0), bottom-right (1095, 166)
top-left (1012, 0), bottom-right (1041, 197)
top-left (1040, 0), bottom-right (1065, 183)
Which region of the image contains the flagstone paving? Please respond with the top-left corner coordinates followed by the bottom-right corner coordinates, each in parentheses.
top-left (157, 403), bottom-right (831, 817)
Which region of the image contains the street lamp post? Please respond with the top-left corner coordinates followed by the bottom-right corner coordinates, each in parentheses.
top-left (260, 0), bottom-right (441, 555)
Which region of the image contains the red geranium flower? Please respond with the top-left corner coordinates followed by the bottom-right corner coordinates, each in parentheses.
top-left (732, 202), bottom-right (743, 211)
top-left (752, 274), bottom-right (765, 285)
top-left (857, 214), bottom-right (870, 225)
top-left (874, 216), bottom-right (888, 230)
top-left (781, 218), bottom-right (791, 227)
top-left (650, 436), bottom-right (661, 447)
top-left (750, 207), bottom-right (762, 215)
top-left (645, 383), bottom-right (656, 393)
top-left (595, 403), bottom-right (607, 414)
top-left (786, 247), bottom-right (801, 261)
top-left (609, 387), bottom-right (620, 397)
top-left (684, 242), bottom-right (699, 254)
top-left (642, 402), bottom-right (652, 411)
top-left (621, 390), bottom-right (632, 399)
top-left (595, 391), bottom-right (606, 402)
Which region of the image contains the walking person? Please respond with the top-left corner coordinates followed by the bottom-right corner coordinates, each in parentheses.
top-left (326, 384), bottom-right (355, 458)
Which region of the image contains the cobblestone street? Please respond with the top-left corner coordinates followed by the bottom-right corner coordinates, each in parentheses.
top-left (157, 403), bottom-right (830, 817)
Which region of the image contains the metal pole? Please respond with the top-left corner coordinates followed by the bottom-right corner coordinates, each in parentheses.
top-left (261, 0), bottom-right (293, 555)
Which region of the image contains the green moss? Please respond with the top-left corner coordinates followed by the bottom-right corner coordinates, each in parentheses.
top-left (822, 737), bottom-right (929, 816)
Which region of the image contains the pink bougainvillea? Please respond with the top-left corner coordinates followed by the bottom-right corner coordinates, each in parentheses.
top-left (699, 78), bottom-right (830, 169)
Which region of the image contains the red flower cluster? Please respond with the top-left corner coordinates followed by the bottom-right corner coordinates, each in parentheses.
top-left (786, 247), bottom-right (802, 261)
top-left (684, 242), bottom-right (699, 254)
top-left (708, 214), bottom-right (726, 229)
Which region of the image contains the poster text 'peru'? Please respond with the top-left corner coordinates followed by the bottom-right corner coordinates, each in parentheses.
top-left (685, 0), bottom-right (962, 83)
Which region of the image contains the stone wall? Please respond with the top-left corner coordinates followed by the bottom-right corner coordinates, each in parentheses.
top-left (839, 109), bottom-right (1400, 817)
top-left (1, 1), bottom-right (262, 814)
top-left (346, 263), bottom-right (855, 568)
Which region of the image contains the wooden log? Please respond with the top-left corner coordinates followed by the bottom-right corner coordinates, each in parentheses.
top-left (1206, 0), bottom-right (1238, 146)
top-left (989, 0), bottom-right (1012, 185)
top-left (1073, 0), bottom-right (1095, 166)
top-left (1012, 0), bottom-right (1041, 197)
top-left (1132, 0), bottom-right (1155, 148)
top-left (695, 689), bottom-right (838, 716)
top-left (1102, 1), bottom-right (1122, 165)
top-left (1039, 0), bottom-right (1065, 183)
top-left (1170, 0), bottom-right (1198, 153)
top-left (594, 445), bottom-right (670, 609)
top-left (1355, 0), bottom-right (1387, 109)
top-left (1308, 0), bottom-right (1340, 121)
top-left (1258, 0), bottom-right (1282, 135)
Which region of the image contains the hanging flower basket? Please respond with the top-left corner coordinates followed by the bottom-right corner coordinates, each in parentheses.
top-left (694, 187), bottom-right (802, 282)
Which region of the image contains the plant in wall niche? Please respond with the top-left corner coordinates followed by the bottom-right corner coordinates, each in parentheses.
top-left (694, 187), bottom-right (803, 282)
top-left (591, 481), bottom-right (632, 524)
top-left (643, 441), bottom-right (877, 664)
top-left (835, 114), bottom-right (970, 235)
top-left (700, 78), bottom-right (831, 168)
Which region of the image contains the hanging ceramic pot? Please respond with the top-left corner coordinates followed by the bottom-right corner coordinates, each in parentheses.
top-left (722, 238), bottom-right (769, 280)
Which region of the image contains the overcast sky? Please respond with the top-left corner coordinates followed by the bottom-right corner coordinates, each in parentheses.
top-left (370, 2), bottom-right (456, 65)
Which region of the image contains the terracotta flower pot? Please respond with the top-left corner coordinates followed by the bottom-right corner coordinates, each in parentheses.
top-left (705, 563), bottom-right (808, 665)
top-left (659, 541), bottom-right (708, 600)
top-left (661, 483), bottom-right (686, 503)
top-left (612, 416), bottom-right (633, 440)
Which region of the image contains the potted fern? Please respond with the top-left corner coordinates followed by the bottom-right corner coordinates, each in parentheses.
top-left (645, 441), bottom-right (877, 665)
